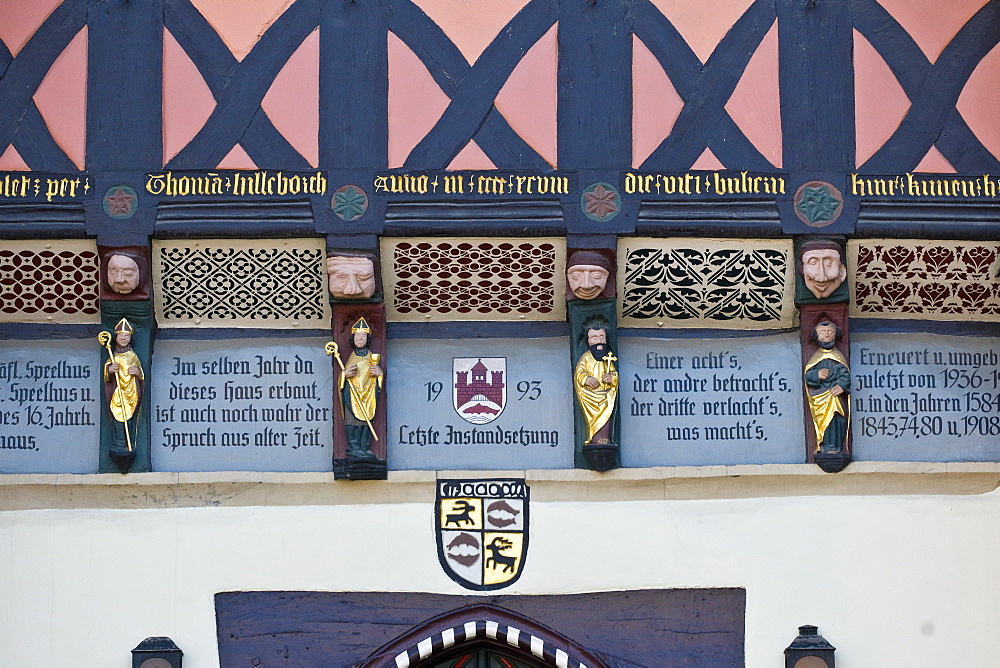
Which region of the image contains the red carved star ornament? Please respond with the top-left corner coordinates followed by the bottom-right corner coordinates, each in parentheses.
top-left (105, 188), bottom-right (135, 216)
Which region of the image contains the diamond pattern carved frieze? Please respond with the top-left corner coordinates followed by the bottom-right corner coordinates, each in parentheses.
top-left (153, 239), bottom-right (329, 328)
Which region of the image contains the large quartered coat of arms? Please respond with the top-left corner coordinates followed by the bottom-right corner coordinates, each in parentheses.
top-left (436, 478), bottom-right (528, 590)
top-left (452, 357), bottom-right (506, 424)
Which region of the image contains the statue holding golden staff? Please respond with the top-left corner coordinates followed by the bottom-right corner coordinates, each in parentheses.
top-left (574, 321), bottom-right (619, 445)
top-left (804, 321), bottom-right (850, 453)
top-left (337, 317), bottom-right (383, 459)
top-left (100, 318), bottom-right (144, 459)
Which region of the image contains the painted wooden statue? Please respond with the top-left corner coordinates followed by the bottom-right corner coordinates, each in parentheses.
top-left (574, 317), bottom-right (619, 454)
top-left (335, 317), bottom-right (383, 460)
top-left (804, 320), bottom-right (850, 456)
top-left (99, 318), bottom-right (144, 473)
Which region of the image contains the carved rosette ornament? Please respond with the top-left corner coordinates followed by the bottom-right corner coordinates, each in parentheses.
top-left (581, 182), bottom-right (621, 222)
top-left (793, 181), bottom-right (843, 228)
top-left (331, 185), bottom-right (368, 221)
top-left (103, 185), bottom-right (138, 219)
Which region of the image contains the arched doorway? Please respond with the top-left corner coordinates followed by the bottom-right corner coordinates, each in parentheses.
top-left (425, 648), bottom-right (539, 668)
top-left (363, 604), bottom-right (609, 668)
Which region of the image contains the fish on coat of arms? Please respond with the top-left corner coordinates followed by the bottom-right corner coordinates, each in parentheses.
top-left (436, 478), bottom-right (529, 590)
top-left (452, 358), bottom-right (507, 424)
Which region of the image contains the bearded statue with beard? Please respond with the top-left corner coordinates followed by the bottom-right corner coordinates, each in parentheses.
top-left (574, 318), bottom-right (619, 446)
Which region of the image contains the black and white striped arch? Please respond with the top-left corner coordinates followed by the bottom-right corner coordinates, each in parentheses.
top-left (392, 619), bottom-right (589, 668)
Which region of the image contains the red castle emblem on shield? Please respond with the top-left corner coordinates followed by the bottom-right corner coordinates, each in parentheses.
top-left (453, 358), bottom-right (506, 424)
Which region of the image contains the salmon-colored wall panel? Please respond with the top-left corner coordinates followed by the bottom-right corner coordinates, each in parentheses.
top-left (648, 0), bottom-right (755, 64)
top-left (0, 144), bottom-right (29, 170)
top-left (632, 35), bottom-right (683, 168)
top-left (163, 28), bottom-right (217, 166)
top-left (691, 147), bottom-right (725, 170)
top-left (447, 139), bottom-right (496, 170)
top-left (189, 0), bottom-right (295, 61)
top-left (725, 21), bottom-right (781, 168)
top-left (875, 0), bottom-right (987, 64)
top-left (411, 0), bottom-right (528, 64)
top-left (494, 24), bottom-right (557, 168)
top-left (32, 27), bottom-right (86, 170)
top-left (387, 31), bottom-right (451, 169)
top-left (956, 42), bottom-right (1000, 162)
top-left (854, 29), bottom-right (910, 168)
top-left (913, 146), bottom-right (956, 173)
top-left (217, 143), bottom-right (258, 170)
top-left (261, 28), bottom-right (319, 167)
top-left (0, 0), bottom-right (61, 57)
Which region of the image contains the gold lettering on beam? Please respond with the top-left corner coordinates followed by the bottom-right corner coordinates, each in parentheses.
top-left (851, 173), bottom-right (999, 199)
top-left (145, 170), bottom-right (327, 197)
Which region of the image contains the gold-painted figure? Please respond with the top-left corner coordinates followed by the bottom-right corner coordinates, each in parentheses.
top-left (99, 318), bottom-right (144, 469)
top-left (574, 324), bottom-right (619, 445)
top-left (326, 317), bottom-right (383, 459)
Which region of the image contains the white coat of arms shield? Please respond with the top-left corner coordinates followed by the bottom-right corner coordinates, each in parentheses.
top-left (436, 478), bottom-right (529, 590)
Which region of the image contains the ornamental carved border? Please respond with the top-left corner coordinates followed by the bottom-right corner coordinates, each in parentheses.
top-left (0, 240), bottom-right (100, 323)
top-left (848, 240), bottom-right (1000, 321)
top-left (617, 239), bottom-right (795, 328)
top-left (153, 239), bottom-right (330, 328)
top-left (381, 238), bottom-right (566, 321)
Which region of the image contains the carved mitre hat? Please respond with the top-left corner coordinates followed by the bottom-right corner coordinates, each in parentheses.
top-left (114, 317), bottom-right (135, 335)
top-left (351, 317), bottom-right (371, 334)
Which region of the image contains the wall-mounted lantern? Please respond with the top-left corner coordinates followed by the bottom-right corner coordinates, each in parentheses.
top-left (784, 625), bottom-right (836, 668)
top-left (132, 636), bottom-right (183, 668)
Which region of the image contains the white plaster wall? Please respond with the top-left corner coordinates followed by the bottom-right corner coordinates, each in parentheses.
top-left (1, 489), bottom-right (999, 667)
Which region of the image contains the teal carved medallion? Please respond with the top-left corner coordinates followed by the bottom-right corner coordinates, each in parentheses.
top-left (794, 181), bottom-right (843, 227)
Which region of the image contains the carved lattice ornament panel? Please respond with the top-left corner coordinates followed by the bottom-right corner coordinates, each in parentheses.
top-left (381, 238), bottom-right (566, 321)
top-left (0, 240), bottom-right (100, 323)
top-left (153, 239), bottom-right (330, 328)
top-left (849, 239), bottom-right (1000, 320)
top-left (618, 238), bottom-right (795, 328)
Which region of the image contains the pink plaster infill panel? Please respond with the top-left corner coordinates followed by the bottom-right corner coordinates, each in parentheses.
top-left (0, 0), bottom-right (61, 57)
top-left (632, 34), bottom-right (683, 168)
top-left (261, 28), bottom-right (318, 167)
top-left (495, 24), bottom-right (557, 168)
top-left (0, 144), bottom-right (29, 170)
top-left (875, 0), bottom-right (987, 64)
top-left (163, 28), bottom-right (217, 166)
top-left (32, 26), bottom-right (86, 170)
top-left (956, 41), bottom-right (1000, 162)
top-left (691, 147), bottom-right (725, 170)
top-left (913, 146), bottom-right (956, 173)
top-left (188, 0), bottom-right (295, 61)
top-left (647, 0), bottom-right (755, 64)
top-left (447, 140), bottom-right (496, 170)
top-left (854, 29), bottom-right (910, 168)
top-left (410, 0), bottom-right (528, 65)
top-left (388, 31), bottom-right (451, 169)
top-left (725, 20), bottom-right (780, 168)
top-left (217, 143), bottom-right (258, 170)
